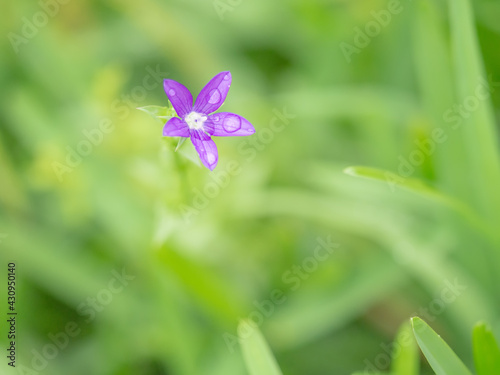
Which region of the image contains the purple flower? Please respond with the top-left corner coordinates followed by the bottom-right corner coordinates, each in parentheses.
top-left (162, 71), bottom-right (255, 170)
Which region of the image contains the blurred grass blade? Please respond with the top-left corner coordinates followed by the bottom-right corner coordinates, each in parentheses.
top-left (391, 321), bottom-right (419, 375)
top-left (473, 322), bottom-right (500, 375)
top-left (343, 166), bottom-right (433, 194)
top-left (413, 0), bottom-right (468, 199)
top-left (157, 249), bottom-right (245, 323)
top-left (343, 165), bottom-right (497, 244)
top-left (448, 0), bottom-right (500, 219)
top-left (343, 165), bottom-right (460, 209)
top-left (411, 317), bottom-right (472, 375)
top-left (239, 320), bottom-right (283, 375)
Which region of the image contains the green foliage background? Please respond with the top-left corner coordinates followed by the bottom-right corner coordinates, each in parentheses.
top-left (1, 0), bottom-right (500, 374)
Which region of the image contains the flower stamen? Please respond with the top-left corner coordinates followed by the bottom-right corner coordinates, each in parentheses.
top-left (184, 112), bottom-right (207, 130)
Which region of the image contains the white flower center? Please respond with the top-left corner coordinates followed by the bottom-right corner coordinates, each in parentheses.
top-left (184, 111), bottom-right (207, 130)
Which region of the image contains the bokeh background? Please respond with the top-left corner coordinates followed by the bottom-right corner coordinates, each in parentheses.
top-left (1, 0), bottom-right (500, 374)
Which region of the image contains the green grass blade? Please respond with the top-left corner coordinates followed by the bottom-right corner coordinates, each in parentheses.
top-left (473, 322), bottom-right (500, 375)
top-left (413, 0), bottom-right (468, 199)
top-left (343, 165), bottom-right (499, 245)
top-left (343, 166), bottom-right (433, 194)
top-left (391, 321), bottom-right (419, 375)
top-left (239, 320), bottom-right (283, 375)
top-left (448, 0), bottom-right (500, 219)
top-left (411, 317), bottom-right (473, 375)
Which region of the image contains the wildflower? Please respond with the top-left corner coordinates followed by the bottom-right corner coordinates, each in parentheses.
top-left (163, 71), bottom-right (255, 170)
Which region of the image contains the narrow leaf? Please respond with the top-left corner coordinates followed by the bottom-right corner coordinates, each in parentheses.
top-left (391, 321), bottom-right (419, 375)
top-left (238, 320), bottom-right (283, 375)
top-left (411, 317), bottom-right (472, 375)
top-left (473, 322), bottom-right (500, 375)
top-left (343, 166), bottom-right (432, 194)
top-left (448, 0), bottom-right (500, 219)
top-left (413, 0), bottom-right (468, 200)
top-left (343, 165), bottom-right (498, 244)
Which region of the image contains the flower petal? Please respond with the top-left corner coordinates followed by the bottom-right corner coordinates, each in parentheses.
top-left (163, 117), bottom-right (190, 137)
top-left (193, 71), bottom-right (232, 114)
top-left (204, 112), bottom-right (255, 136)
top-left (190, 129), bottom-right (218, 170)
top-left (163, 79), bottom-right (193, 117)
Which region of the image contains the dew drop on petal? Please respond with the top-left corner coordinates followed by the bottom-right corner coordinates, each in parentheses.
top-left (212, 115), bottom-right (220, 122)
top-left (223, 114), bottom-right (241, 132)
top-left (168, 89), bottom-right (176, 96)
top-left (208, 89), bottom-right (221, 104)
top-left (224, 74), bottom-right (230, 80)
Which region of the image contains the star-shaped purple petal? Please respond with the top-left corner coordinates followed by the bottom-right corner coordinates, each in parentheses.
top-left (162, 71), bottom-right (255, 170)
